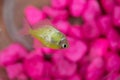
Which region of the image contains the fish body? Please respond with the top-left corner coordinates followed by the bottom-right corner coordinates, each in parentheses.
top-left (28, 25), bottom-right (69, 49)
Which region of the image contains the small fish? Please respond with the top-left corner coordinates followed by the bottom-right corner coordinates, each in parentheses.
top-left (22, 19), bottom-right (69, 49)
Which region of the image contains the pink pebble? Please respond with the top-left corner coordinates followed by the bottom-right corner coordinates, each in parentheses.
top-left (41, 78), bottom-right (51, 80)
top-left (78, 58), bottom-right (89, 79)
top-left (31, 48), bottom-right (43, 57)
top-left (42, 62), bottom-right (52, 77)
top-left (69, 0), bottom-right (86, 17)
top-left (68, 74), bottom-right (82, 80)
top-left (97, 15), bottom-right (112, 35)
top-left (115, 0), bottom-right (120, 5)
top-left (118, 40), bottom-right (120, 50)
top-left (51, 0), bottom-right (69, 9)
top-left (90, 38), bottom-right (109, 58)
top-left (32, 77), bottom-right (51, 80)
top-left (0, 43), bottom-right (27, 66)
top-left (100, 0), bottom-right (115, 13)
top-left (105, 52), bottom-right (120, 72)
top-left (43, 6), bottom-right (68, 20)
top-left (52, 53), bottom-right (77, 77)
top-left (82, 20), bottom-right (100, 39)
top-left (23, 53), bottom-right (44, 79)
top-left (103, 72), bottom-right (120, 80)
top-left (107, 29), bottom-right (120, 51)
top-left (6, 63), bottom-right (23, 79)
top-left (83, 0), bottom-right (101, 21)
top-left (53, 20), bottom-right (70, 34)
top-left (68, 25), bottom-right (83, 39)
top-left (54, 78), bottom-right (65, 80)
top-left (64, 38), bottom-right (87, 62)
top-left (113, 6), bottom-right (120, 27)
top-left (17, 73), bottom-right (28, 80)
top-left (86, 57), bottom-right (104, 80)
top-left (41, 47), bottom-right (54, 54)
top-left (24, 6), bottom-right (46, 26)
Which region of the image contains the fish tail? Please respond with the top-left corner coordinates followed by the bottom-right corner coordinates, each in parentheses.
top-left (19, 19), bottom-right (33, 35)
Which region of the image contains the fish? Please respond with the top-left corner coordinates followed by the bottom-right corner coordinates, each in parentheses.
top-left (21, 19), bottom-right (69, 49)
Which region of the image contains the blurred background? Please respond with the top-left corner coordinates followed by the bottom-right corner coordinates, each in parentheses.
top-left (0, 0), bottom-right (12, 50)
top-left (0, 0), bottom-right (50, 79)
top-left (0, 0), bottom-right (11, 79)
top-left (0, 0), bottom-right (51, 50)
top-left (1, 0), bottom-right (120, 80)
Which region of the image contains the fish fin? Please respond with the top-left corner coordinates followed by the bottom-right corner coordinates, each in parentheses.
top-left (33, 19), bottom-right (54, 29)
top-left (20, 9), bottom-right (36, 35)
top-left (33, 39), bottom-right (44, 49)
top-left (19, 19), bottom-right (32, 35)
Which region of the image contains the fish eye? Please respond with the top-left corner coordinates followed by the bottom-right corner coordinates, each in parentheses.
top-left (62, 44), bottom-right (67, 48)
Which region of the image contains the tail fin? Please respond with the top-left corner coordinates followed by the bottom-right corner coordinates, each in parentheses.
top-left (34, 19), bottom-right (53, 28)
top-left (19, 15), bottom-right (33, 35)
